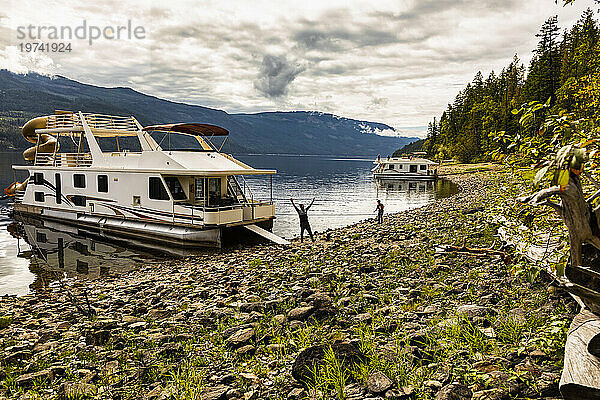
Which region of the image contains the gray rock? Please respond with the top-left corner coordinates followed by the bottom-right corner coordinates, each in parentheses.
top-left (423, 380), bottom-right (443, 391)
top-left (222, 323), bottom-right (254, 338)
top-left (236, 344), bottom-right (256, 357)
top-left (456, 305), bottom-right (493, 319)
top-left (201, 385), bottom-right (229, 400)
top-left (16, 369), bottom-right (53, 388)
top-left (240, 302), bottom-right (264, 313)
top-left (386, 385), bottom-right (415, 399)
top-left (435, 383), bottom-right (472, 400)
top-left (288, 306), bottom-right (314, 321)
top-left (266, 343), bottom-right (285, 353)
top-left (225, 328), bottom-right (255, 348)
top-left (58, 382), bottom-right (97, 399)
top-left (3, 350), bottom-right (32, 364)
top-left (86, 329), bottom-right (111, 346)
top-left (157, 343), bottom-right (185, 360)
top-left (289, 320), bottom-right (304, 330)
top-left (306, 292), bottom-right (333, 308)
top-left (292, 341), bottom-right (366, 383)
top-left (356, 313), bottom-right (373, 324)
top-left (288, 387), bottom-right (307, 399)
top-left (226, 388), bottom-right (242, 398)
top-left (129, 321), bottom-right (148, 330)
top-left (145, 385), bottom-right (166, 400)
top-left (367, 370), bottom-right (393, 394)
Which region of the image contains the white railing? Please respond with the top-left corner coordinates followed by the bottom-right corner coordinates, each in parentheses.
top-left (45, 112), bottom-right (137, 132)
top-left (46, 113), bottom-right (81, 129)
top-left (34, 153), bottom-right (93, 167)
top-left (83, 113), bottom-right (137, 131)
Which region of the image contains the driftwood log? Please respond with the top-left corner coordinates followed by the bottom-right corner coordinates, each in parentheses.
top-left (518, 171), bottom-right (600, 310)
top-left (517, 172), bottom-right (600, 269)
top-left (560, 309), bottom-right (600, 399)
top-left (519, 171), bottom-right (600, 397)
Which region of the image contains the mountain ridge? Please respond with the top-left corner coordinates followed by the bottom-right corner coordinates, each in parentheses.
top-left (0, 70), bottom-right (416, 155)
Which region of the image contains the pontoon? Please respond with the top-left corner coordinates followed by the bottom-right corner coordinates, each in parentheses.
top-left (7, 111), bottom-right (286, 248)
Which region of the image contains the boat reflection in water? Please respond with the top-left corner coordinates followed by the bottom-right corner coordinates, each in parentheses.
top-left (7, 216), bottom-right (196, 289)
top-left (374, 177), bottom-right (458, 199)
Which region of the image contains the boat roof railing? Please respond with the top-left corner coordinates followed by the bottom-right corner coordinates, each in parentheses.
top-left (37, 112), bottom-right (231, 139)
top-left (375, 157), bottom-right (437, 165)
top-left (35, 112), bottom-right (229, 151)
top-left (36, 112), bottom-right (140, 137)
top-left (29, 112), bottom-right (256, 167)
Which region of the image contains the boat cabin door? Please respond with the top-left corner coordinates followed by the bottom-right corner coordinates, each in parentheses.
top-left (194, 177), bottom-right (223, 206)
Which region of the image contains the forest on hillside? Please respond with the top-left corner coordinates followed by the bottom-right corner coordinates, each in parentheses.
top-left (423, 8), bottom-right (600, 163)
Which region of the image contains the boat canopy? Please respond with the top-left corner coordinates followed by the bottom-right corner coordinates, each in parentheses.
top-left (143, 123), bottom-right (229, 136)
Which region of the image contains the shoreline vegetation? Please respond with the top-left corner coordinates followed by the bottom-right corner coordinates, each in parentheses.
top-left (0, 164), bottom-right (577, 400)
top-left (420, 9), bottom-right (600, 165)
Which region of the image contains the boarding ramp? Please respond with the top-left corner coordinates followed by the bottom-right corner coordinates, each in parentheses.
top-left (244, 224), bottom-right (289, 245)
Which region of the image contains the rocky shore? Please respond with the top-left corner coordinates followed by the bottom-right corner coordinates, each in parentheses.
top-left (0, 166), bottom-right (577, 400)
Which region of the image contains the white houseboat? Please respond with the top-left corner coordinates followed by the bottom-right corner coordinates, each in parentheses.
top-left (372, 154), bottom-right (438, 180)
top-left (7, 111), bottom-right (286, 248)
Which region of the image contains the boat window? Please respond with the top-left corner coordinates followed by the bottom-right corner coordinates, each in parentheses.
top-left (150, 132), bottom-right (206, 151)
top-left (420, 165), bottom-right (427, 170)
top-left (164, 177), bottom-right (187, 200)
top-left (398, 164), bottom-right (403, 169)
top-left (387, 164), bottom-right (394, 170)
top-left (97, 175), bottom-right (108, 193)
top-left (208, 178), bottom-right (221, 204)
top-left (76, 260), bottom-right (89, 274)
top-left (34, 192), bottom-right (45, 202)
top-left (149, 177), bottom-right (170, 200)
top-left (36, 231), bottom-right (47, 243)
top-left (73, 195), bottom-right (86, 207)
top-left (73, 174), bottom-right (86, 188)
top-left (56, 135), bottom-right (87, 153)
top-left (97, 136), bottom-right (142, 152)
top-left (410, 165), bottom-right (418, 173)
top-left (33, 172), bottom-right (44, 184)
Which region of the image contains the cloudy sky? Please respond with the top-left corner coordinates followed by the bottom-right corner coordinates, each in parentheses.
top-left (0, 0), bottom-right (595, 136)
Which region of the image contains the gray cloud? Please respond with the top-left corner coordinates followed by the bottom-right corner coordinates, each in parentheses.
top-left (292, 26), bottom-right (398, 51)
top-left (0, 0), bottom-right (591, 129)
top-left (367, 96), bottom-right (389, 110)
top-left (254, 54), bottom-right (306, 98)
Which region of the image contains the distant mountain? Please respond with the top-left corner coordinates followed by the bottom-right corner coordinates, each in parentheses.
top-left (393, 139), bottom-right (425, 157)
top-left (0, 70), bottom-right (416, 156)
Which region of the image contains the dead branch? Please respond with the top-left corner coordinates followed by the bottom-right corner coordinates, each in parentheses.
top-left (517, 186), bottom-right (562, 207)
top-left (436, 245), bottom-right (509, 262)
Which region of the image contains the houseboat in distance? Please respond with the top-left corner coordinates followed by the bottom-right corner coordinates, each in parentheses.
top-left (6, 111), bottom-right (287, 248)
top-left (372, 152), bottom-right (438, 180)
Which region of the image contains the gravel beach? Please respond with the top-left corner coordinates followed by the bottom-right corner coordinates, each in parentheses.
top-left (0, 165), bottom-right (576, 400)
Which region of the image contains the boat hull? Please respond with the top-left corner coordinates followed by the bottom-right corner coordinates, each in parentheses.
top-left (373, 173), bottom-right (437, 180)
top-left (13, 204), bottom-right (274, 248)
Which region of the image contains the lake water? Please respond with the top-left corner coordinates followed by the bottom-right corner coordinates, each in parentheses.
top-left (0, 152), bottom-right (457, 295)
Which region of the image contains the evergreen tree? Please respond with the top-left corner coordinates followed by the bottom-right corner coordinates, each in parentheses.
top-left (421, 10), bottom-right (600, 163)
